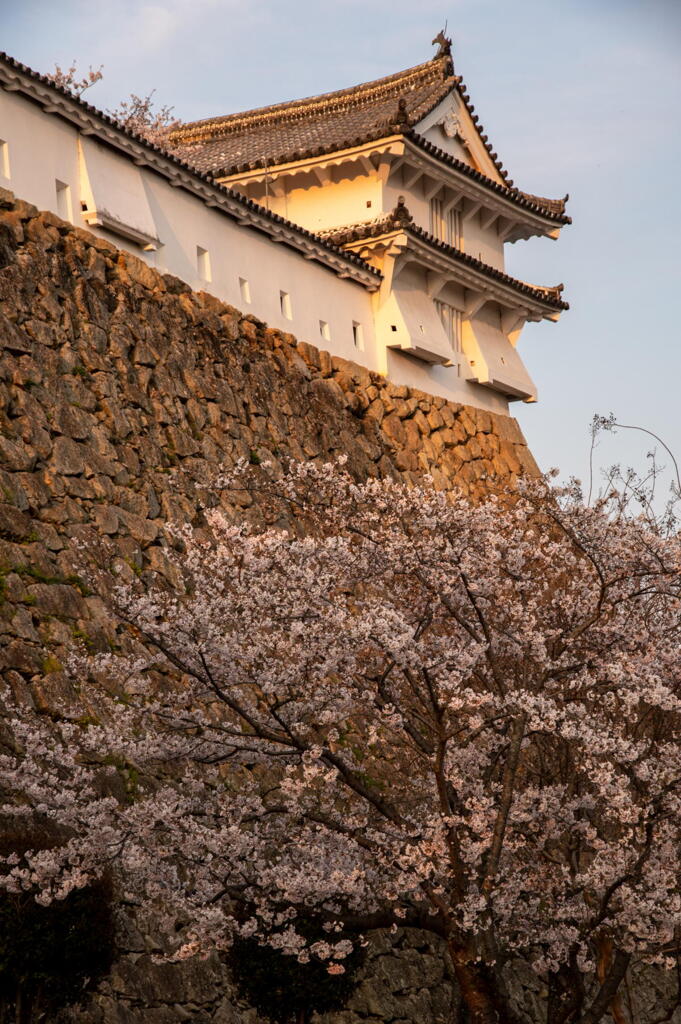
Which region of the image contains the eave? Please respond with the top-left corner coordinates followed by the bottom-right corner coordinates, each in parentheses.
top-left (218, 136), bottom-right (405, 196)
top-left (331, 222), bottom-right (567, 320)
top-left (404, 227), bottom-right (567, 316)
top-left (403, 133), bottom-right (570, 239)
top-left (220, 133), bottom-right (569, 240)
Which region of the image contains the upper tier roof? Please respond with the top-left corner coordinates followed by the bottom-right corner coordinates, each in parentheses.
top-left (171, 37), bottom-right (569, 225)
top-left (172, 48), bottom-right (455, 175)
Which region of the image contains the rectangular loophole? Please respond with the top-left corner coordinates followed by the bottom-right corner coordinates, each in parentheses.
top-left (319, 320), bottom-right (330, 342)
top-left (0, 140), bottom-right (9, 180)
top-left (280, 290), bottom-right (292, 320)
top-left (352, 321), bottom-right (364, 350)
top-left (55, 180), bottom-right (72, 222)
top-left (239, 277), bottom-right (251, 304)
top-left (196, 246), bottom-right (211, 282)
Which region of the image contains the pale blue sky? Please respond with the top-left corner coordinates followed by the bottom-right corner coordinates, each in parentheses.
top-left (3, 0), bottom-right (681, 493)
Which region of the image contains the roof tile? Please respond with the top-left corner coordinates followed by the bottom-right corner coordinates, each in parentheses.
top-left (172, 55), bottom-right (454, 176)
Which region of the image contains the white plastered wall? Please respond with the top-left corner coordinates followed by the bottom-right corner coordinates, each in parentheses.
top-left (382, 173), bottom-right (430, 233)
top-left (381, 162), bottom-right (504, 271)
top-left (0, 85), bottom-right (521, 416)
top-left (0, 90), bottom-right (81, 215)
top-left (79, 136), bottom-right (159, 243)
top-left (0, 88), bottom-right (375, 363)
top-left (242, 170), bottom-right (383, 233)
top-left (376, 265), bottom-right (454, 365)
top-left (142, 173), bottom-right (376, 360)
top-left (374, 265), bottom-right (534, 408)
top-left (462, 211), bottom-right (504, 270)
top-left (412, 95), bottom-right (506, 269)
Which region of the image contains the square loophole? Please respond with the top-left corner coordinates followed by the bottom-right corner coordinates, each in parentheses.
top-left (0, 140), bottom-right (9, 180)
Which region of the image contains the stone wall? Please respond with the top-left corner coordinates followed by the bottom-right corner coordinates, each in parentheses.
top-left (66, 926), bottom-right (459, 1024)
top-left (0, 186), bottom-right (537, 700)
top-left (0, 188), bottom-right (545, 1023)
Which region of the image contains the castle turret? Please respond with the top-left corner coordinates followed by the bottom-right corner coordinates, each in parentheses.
top-left (173, 33), bottom-right (570, 403)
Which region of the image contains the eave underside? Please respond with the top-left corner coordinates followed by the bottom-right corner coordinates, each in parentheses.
top-left (219, 136), bottom-right (569, 240)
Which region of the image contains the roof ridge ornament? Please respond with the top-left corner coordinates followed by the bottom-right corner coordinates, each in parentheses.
top-left (393, 196), bottom-right (413, 226)
top-left (392, 96), bottom-right (411, 131)
top-left (432, 29), bottom-right (452, 59)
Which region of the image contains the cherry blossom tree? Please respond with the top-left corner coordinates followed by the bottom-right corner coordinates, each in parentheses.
top-left (588, 413), bottom-right (680, 528)
top-left (47, 60), bottom-right (103, 97)
top-left (1, 462), bottom-right (681, 1024)
top-left (47, 61), bottom-right (182, 151)
top-left (107, 91), bottom-right (182, 151)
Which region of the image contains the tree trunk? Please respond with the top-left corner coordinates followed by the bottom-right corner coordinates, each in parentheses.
top-left (578, 947), bottom-right (630, 1024)
top-left (595, 937), bottom-right (628, 1024)
top-left (448, 942), bottom-right (517, 1024)
top-left (547, 962), bottom-right (584, 1024)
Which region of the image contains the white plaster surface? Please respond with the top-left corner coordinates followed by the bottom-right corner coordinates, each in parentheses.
top-left (0, 82), bottom-right (552, 413)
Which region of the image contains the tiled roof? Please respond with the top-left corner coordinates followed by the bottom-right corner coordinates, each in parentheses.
top-left (172, 52), bottom-right (455, 175)
top-left (318, 201), bottom-right (415, 243)
top-left (319, 199), bottom-right (569, 312)
top-left (0, 51), bottom-right (380, 285)
top-left (407, 132), bottom-right (570, 224)
top-left (516, 191), bottom-right (569, 218)
top-left (172, 41), bottom-right (569, 226)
